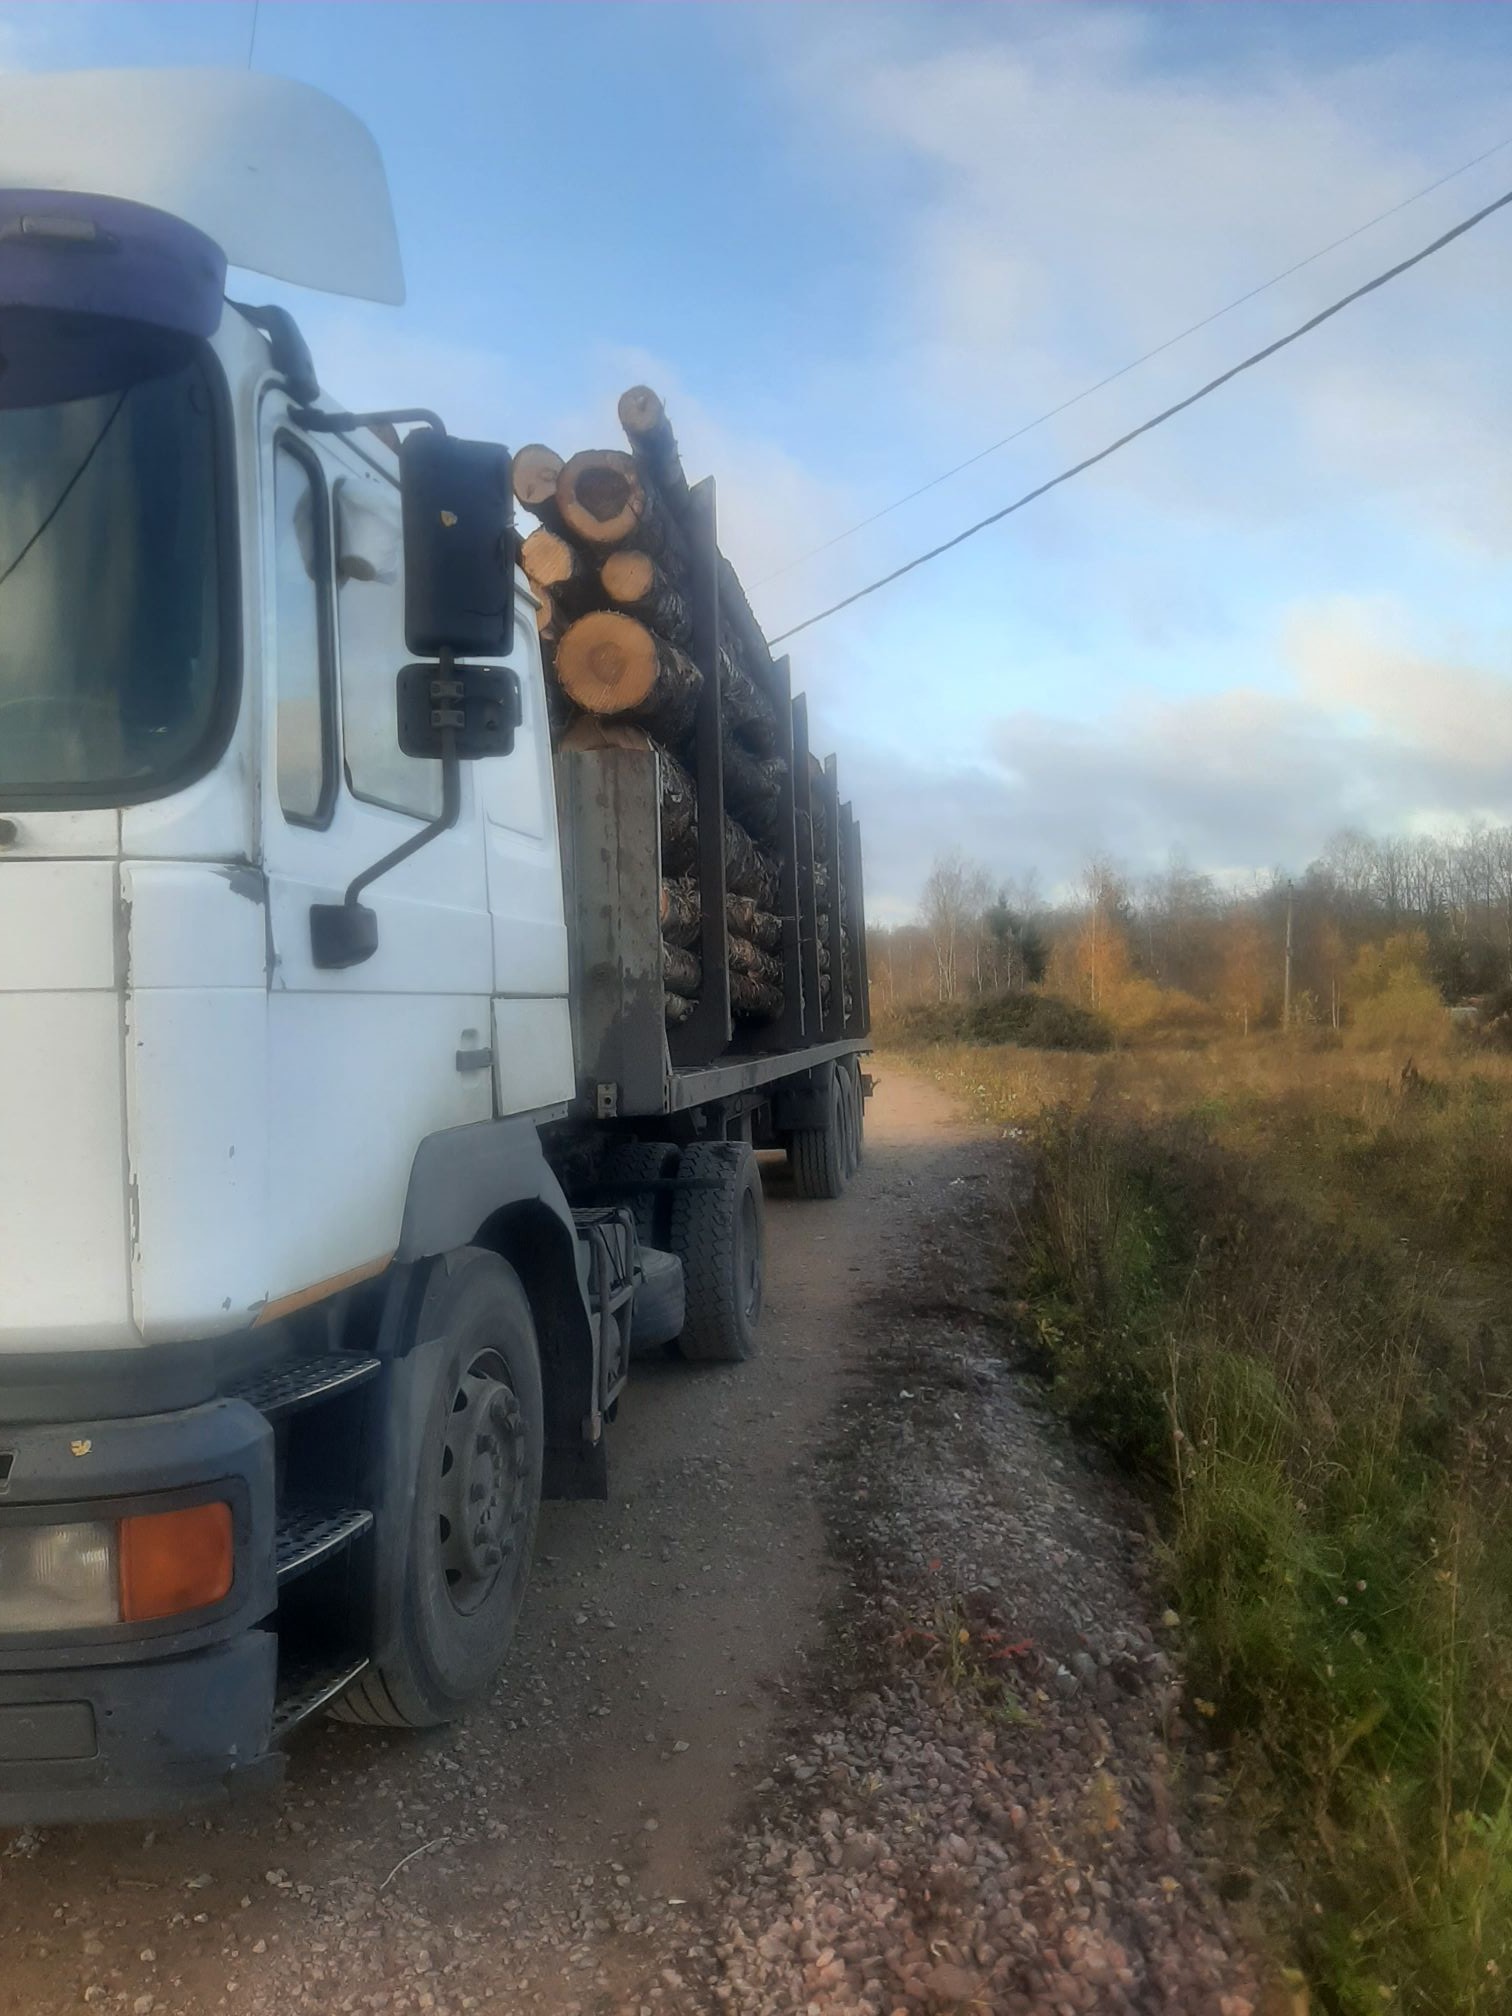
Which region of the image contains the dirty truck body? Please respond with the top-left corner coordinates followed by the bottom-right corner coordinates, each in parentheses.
top-left (0, 72), bottom-right (869, 1822)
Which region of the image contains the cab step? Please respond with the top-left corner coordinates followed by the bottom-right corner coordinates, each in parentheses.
top-left (272, 1653), bottom-right (370, 1741)
top-left (276, 1501), bottom-right (373, 1585)
top-left (230, 1353), bottom-right (380, 1420)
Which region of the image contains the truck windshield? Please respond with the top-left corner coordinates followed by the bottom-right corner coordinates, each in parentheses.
top-left (0, 352), bottom-right (224, 806)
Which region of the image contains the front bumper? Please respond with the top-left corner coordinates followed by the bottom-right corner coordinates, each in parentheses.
top-left (0, 1631), bottom-right (278, 1823)
top-left (0, 1387), bottom-right (278, 1823)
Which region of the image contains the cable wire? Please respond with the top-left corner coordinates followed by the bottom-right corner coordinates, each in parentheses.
top-left (0, 393), bottom-right (128, 595)
top-left (752, 133), bottom-right (1512, 588)
top-left (767, 185), bottom-right (1512, 646)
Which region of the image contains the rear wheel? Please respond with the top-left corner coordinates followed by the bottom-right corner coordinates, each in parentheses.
top-left (600, 1139), bottom-right (680, 1246)
top-left (333, 1249), bottom-right (543, 1730)
top-left (669, 1142), bottom-right (765, 1362)
top-left (789, 1066), bottom-right (848, 1200)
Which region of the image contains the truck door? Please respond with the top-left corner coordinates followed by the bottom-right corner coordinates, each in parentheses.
top-left (257, 405), bottom-right (494, 1311)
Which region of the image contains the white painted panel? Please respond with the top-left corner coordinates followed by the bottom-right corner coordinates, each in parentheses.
top-left (0, 993), bottom-right (134, 1349)
top-left (122, 861), bottom-right (267, 990)
top-left (264, 993), bottom-right (493, 1296)
top-left (119, 733), bottom-right (259, 865)
top-left (124, 988), bottom-right (269, 1343)
top-left (0, 860), bottom-right (117, 991)
top-left (0, 808), bottom-right (119, 860)
top-left (492, 997), bottom-right (575, 1117)
top-left (0, 70), bottom-right (404, 304)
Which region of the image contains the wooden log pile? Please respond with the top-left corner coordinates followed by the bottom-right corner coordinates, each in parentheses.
top-left (518, 387), bottom-right (788, 1030)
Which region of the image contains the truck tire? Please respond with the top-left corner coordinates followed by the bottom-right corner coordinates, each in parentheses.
top-left (789, 1066), bottom-right (848, 1200)
top-left (669, 1142), bottom-right (765, 1363)
top-left (600, 1139), bottom-right (680, 1247)
top-left (334, 1249), bottom-right (543, 1730)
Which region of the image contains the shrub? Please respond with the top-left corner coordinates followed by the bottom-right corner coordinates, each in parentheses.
top-left (880, 990), bottom-right (1113, 1053)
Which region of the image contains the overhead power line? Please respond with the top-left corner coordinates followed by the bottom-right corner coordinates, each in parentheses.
top-left (752, 133), bottom-right (1512, 588)
top-left (767, 184), bottom-right (1512, 647)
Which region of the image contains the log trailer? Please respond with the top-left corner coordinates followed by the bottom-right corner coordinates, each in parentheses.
top-left (0, 71), bottom-right (869, 1822)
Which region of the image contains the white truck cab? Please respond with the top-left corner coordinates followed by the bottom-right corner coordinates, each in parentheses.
top-left (0, 71), bottom-right (869, 1822)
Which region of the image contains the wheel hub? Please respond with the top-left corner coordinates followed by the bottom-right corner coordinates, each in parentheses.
top-left (439, 1359), bottom-right (525, 1615)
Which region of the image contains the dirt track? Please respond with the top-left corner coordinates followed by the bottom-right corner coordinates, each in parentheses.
top-left (0, 1070), bottom-right (980, 2016)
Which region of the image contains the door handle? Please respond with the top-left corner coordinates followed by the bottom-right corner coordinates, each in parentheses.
top-left (456, 1045), bottom-right (493, 1073)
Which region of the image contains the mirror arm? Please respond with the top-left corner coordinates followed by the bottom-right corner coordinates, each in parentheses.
top-left (346, 729), bottom-right (461, 909)
top-left (309, 663), bottom-right (463, 970)
top-left (291, 406), bottom-right (447, 438)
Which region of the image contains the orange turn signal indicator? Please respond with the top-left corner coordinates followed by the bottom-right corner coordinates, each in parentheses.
top-left (118, 1501), bottom-right (234, 1623)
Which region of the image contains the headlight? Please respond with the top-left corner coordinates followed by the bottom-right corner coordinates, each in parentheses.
top-left (0, 1520), bottom-right (117, 1631)
top-left (0, 1501), bottom-right (233, 1632)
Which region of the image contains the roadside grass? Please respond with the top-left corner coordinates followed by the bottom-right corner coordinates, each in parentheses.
top-left (890, 1034), bottom-right (1512, 2013)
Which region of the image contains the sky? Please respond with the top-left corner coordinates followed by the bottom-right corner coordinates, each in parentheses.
top-left (2, 1), bottom-right (1509, 918)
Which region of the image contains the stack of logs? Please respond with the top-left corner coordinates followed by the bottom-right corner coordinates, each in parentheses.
top-left (515, 387), bottom-right (790, 1030)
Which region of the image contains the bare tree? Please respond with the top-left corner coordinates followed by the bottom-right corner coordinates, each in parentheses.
top-left (921, 851), bottom-right (972, 1003)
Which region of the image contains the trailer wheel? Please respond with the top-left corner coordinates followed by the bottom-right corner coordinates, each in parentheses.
top-left (669, 1143), bottom-right (765, 1363)
top-left (600, 1139), bottom-right (680, 1247)
top-left (789, 1066), bottom-right (848, 1200)
top-left (333, 1249), bottom-right (543, 1730)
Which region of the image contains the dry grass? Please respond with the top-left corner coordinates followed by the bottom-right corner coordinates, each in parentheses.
top-left (887, 1032), bottom-right (1512, 2013)
top-left (902, 1034), bottom-right (1512, 1266)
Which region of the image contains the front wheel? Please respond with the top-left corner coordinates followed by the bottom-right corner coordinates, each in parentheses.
top-left (334, 1248), bottom-right (543, 1730)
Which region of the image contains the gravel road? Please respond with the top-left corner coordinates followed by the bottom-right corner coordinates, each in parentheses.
top-left (0, 1068), bottom-right (1260, 2015)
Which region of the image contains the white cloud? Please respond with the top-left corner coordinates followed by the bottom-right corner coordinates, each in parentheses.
top-left (781, 10), bottom-right (1512, 553)
top-left (846, 595), bottom-right (1512, 915)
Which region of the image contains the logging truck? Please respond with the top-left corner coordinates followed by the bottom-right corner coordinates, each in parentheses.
top-left (0, 71), bottom-right (869, 1822)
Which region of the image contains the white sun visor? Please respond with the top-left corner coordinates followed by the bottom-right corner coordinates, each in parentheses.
top-left (0, 68), bottom-right (405, 305)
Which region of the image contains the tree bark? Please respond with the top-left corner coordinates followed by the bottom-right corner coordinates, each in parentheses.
top-left (664, 991), bottom-right (695, 1028)
top-left (726, 894), bottom-right (781, 952)
top-left (723, 814), bottom-right (779, 910)
top-left (617, 385), bottom-right (692, 518)
top-left (555, 612), bottom-right (702, 743)
top-left (661, 942), bottom-right (702, 999)
top-left (727, 935), bottom-right (782, 987)
top-left (599, 549), bottom-right (691, 646)
top-left (659, 876), bottom-right (701, 948)
top-left (556, 450), bottom-right (688, 570)
top-left (513, 444), bottom-right (567, 533)
top-left (719, 644), bottom-right (778, 756)
top-left (718, 554), bottom-right (771, 678)
top-left (521, 527), bottom-right (598, 619)
top-left (655, 740), bottom-right (697, 853)
top-left (729, 971), bottom-right (783, 1022)
top-left (722, 738), bottom-right (786, 838)
top-left (554, 715), bottom-right (699, 868)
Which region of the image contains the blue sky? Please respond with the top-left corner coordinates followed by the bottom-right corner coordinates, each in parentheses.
top-left (2, 1), bottom-right (1509, 916)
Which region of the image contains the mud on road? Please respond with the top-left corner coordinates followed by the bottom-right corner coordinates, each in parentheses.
top-left (0, 1068), bottom-right (1257, 2015)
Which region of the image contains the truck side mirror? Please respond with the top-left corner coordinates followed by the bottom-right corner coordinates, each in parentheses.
top-left (400, 429), bottom-right (515, 660)
top-left (397, 661), bottom-right (521, 761)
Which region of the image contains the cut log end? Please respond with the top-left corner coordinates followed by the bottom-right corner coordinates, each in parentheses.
top-left (600, 549), bottom-right (657, 604)
top-left (558, 449), bottom-right (645, 548)
top-left (617, 384), bottom-right (667, 441)
top-left (555, 611), bottom-right (662, 715)
top-left (513, 443), bottom-right (565, 513)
